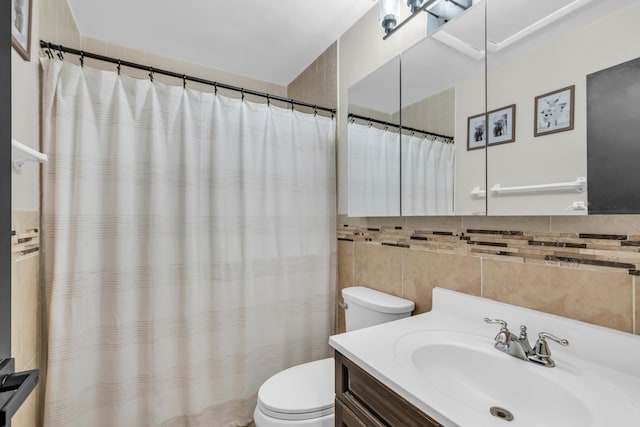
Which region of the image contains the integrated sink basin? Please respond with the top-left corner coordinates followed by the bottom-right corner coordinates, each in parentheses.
top-left (330, 289), bottom-right (640, 426)
top-left (395, 330), bottom-right (599, 426)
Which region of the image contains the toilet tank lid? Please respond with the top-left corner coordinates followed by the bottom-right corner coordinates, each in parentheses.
top-left (342, 286), bottom-right (415, 314)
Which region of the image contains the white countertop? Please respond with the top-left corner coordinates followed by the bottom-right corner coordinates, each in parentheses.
top-left (329, 288), bottom-right (640, 427)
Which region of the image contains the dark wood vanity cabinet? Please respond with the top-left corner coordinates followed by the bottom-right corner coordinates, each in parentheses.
top-left (334, 352), bottom-right (444, 427)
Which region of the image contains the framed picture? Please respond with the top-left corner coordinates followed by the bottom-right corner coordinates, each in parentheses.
top-left (11, 0), bottom-right (33, 61)
top-left (488, 104), bottom-right (516, 146)
top-left (534, 85), bottom-right (575, 136)
top-left (467, 113), bottom-right (486, 150)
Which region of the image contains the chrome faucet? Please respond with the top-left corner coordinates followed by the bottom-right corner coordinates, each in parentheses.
top-left (484, 318), bottom-right (569, 368)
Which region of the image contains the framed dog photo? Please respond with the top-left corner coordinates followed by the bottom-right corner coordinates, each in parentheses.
top-left (488, 104), bottom-right (516, 146)
top-left (467, 113), bottom-right (486, 150)
top-left (534, 85), bottom-right (575, 137)
top-left (11, 0), bottom-right (33, 61)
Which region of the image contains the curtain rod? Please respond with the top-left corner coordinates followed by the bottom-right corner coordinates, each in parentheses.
top-left (348, 113), bottom-right (454, 142)
top-left (39, 40), bottom-right (336, 115)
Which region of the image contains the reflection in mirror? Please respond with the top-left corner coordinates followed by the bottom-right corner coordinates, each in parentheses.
top-left (347, 57), bottom-right (401, 217)
top-left (401, 1), bottom-right (486, 215)
top-left (486, 0), bottom-right (640, 215)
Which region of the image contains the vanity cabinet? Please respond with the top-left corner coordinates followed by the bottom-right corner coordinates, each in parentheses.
top-left (334, 351), bottom-right (443, 427)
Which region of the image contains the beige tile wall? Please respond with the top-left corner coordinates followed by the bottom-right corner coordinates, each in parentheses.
top-left (11, 211), bottom-right (42, 427)
top-left (336, 219), bottom-right (640, 336)
top-left (287, 42), bottom-right (337, 111)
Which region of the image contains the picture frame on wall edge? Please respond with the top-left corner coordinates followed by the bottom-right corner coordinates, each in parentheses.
top-left (534, 85), bottom-right (575, 137)
top-left (11, 0), bottom-right (32, 61)
top-left (488, 104), bottom-right (516, 146)
top-left (467, 113), bottom-right (486, 150)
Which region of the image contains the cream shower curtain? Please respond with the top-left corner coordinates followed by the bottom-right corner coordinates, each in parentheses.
top-left (41, 59), bottom-right (336, 427)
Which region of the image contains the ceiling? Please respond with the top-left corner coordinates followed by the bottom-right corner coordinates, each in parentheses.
top-left (67, 0), bottom-right (377, 86)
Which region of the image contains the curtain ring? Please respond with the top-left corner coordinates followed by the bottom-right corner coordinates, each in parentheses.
top-left (183, 74), bottom-right (187, 89)
top-left (79, 51), bottom-right (85, 67)
top-left (45, 42), bottom-right (52, 59)
top-left (290, 100), bottom-right (294, 111)
top-left (57, 44), bottom-right (64, 60)
top-left (148, 67), bottom-right (154, 82)
top-left (313, 105), bottom-right (318, 117)
top-left (241, 88), bottom-right (245, 101)
top-left (117, 60), bottom-right (121, 75)
top-left (368, 121), bottom-right (373, 128)
top-left (214, 82), bottom-right (218, 95)
top-left (266, 94), bottom-right (270, 106)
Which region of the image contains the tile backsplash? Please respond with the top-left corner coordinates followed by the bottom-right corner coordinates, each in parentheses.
top-left (336, 222), bottom-right (638, 336)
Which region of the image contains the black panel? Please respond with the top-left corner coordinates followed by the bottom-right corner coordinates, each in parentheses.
top-left (587, 56), bottom-right (640, 214)
top-left (1, 0), bottom-right (13, 360)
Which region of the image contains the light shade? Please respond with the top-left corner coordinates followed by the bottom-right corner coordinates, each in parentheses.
top-left (407, 0), bottom-right (424, 14)
top-left (379, 0), bottom-right (401, 33)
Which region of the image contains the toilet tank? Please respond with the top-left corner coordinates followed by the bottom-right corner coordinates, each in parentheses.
top-left (342, 286), bottom-right (415, 332)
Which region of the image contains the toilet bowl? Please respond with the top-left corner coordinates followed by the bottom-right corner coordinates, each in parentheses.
top-left (254, 287), bottom-right (414, 426)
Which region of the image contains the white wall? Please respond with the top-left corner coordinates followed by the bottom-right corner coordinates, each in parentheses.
top-left (12, 0), bottom-right (41, 212)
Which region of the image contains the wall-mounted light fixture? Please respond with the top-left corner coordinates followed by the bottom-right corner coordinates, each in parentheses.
top-left (380, 0), bottom-right (469, 39)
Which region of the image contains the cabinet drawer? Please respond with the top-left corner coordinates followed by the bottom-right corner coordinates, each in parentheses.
top-left (334, 351), bottom-right (443, 427)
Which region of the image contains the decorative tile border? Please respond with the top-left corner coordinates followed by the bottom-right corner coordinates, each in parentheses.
top-left (338, 224), bottom-right (640, 276)
top-left (11, 228), bottom-right (40, 259)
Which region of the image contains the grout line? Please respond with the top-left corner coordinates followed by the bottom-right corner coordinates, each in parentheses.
top-left (633, 276), bottom-right (636, 334)
top-left (401, 248), bottom-right (405, 297)
top-left (480, 257), bottom-right (484, 298)
top-left (352, 241), bottom-right (355, 286)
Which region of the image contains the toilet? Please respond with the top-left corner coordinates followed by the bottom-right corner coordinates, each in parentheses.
top-left (253, 286), bottom-right (415, 426)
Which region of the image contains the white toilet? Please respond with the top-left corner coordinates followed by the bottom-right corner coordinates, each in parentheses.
top-left (253, 286), bottom-right (415, 427)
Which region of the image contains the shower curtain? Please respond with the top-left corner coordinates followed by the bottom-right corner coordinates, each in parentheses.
top-left (41, 59), bottom-right (336, 427)
top-left (401, 134), bottom-right (455, 215)
top-left (347, 123), bottom-right (400, 216)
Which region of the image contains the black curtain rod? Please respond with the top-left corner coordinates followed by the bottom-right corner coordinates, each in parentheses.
top-left (348, 113), bottom-right (454, 142)
top-left (39, 40), bottom-right (336, 115)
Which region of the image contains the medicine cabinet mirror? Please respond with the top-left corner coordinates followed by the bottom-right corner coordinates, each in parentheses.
top-left (485, 0), bottom-right (640, 215)
top-left (347, 57), bottom-right (401, 217)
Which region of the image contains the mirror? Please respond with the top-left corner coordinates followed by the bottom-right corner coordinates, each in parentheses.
top-left (486, 0), bottom-right (640, 215)
top-left (401, 1), bottom-right (486, 215)
top-left (347, 57), bottom-right (401, 216)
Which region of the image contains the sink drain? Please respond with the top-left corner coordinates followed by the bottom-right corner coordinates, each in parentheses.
top-left (490, 406), bottom-right (514, 421)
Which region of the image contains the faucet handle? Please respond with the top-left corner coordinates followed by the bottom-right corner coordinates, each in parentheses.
top-left (529, 332), bottom-right (569, 368)
top-left (538, 332), bottom-right (569, 347)
top-left (484, 318), bottom-right (508, 330)
top-left (484, 318), bottom-right (511, 349)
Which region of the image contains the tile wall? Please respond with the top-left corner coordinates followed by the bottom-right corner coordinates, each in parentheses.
top-left (336, 217), bottom-right (639, 336)
top-left (10, 211), bottom-right (42, 427)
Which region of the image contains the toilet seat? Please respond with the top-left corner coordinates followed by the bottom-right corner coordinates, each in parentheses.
top-left (256, 357), bottom-right (334, 421)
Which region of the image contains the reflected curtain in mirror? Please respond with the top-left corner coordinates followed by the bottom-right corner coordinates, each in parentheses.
top-left (402, 135), bottom-right (455, 215)
top-left (347, 123), bottom-right (400, 216)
